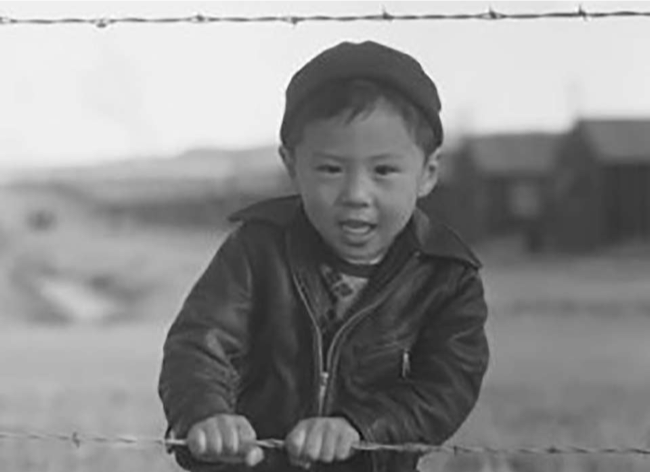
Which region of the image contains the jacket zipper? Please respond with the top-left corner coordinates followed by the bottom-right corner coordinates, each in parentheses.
top-left (291, 272), bottom-right (327, 415)
top-left (317, 253), bottom-right (419, 472)
top-left (291, 266), bottom-right (385, 416)
top-left (321, 252), bottom-right (420, 412)
top-left (317, 371), bottom-right (330, 414)
top-left (293, 252), bottom-right (420, 416)
top-left (401, 349), bottom-right (411, 378)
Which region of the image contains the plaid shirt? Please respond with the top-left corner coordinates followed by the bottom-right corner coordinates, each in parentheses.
top-left (314, 224), bottom-right (417, 356)
top-left (318, 264), bottom-right (370, 340)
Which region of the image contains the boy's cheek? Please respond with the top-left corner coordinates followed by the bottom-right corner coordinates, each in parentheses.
top-left (302, 189), bottom-right (339, 216)
top-left (306, 179), bottom-right (340, 199)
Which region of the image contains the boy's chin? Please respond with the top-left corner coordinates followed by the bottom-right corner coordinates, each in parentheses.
top-left (334, 245), bottom-right (384, 265)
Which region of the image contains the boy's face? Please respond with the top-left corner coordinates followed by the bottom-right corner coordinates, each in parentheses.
top-left (281, 100), bottom-right (438, 264)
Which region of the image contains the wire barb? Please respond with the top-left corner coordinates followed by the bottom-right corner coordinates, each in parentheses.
top-left (285, 15), bottom-right (300, 26)
top-left (486, 7), bottom-right (505, 21)
top-left (93, 17), bottom-right (113, 28)
top-left (190, 13), bottom-right (209, 24)
top-left (1, 7), bottom-right (650, 28)
top-left (577, 5), bottom-right (590, 21)
top-left (380, 8), bottom-right (394, 22)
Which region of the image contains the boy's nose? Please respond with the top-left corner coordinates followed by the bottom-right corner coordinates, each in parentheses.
top-left (340, 173), bottom-right (372, 207)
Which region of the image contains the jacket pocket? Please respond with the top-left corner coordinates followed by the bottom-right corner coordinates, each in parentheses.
top-left (354, 340), bottom-right (412, 385)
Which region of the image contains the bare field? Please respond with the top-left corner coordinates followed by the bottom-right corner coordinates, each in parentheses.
top-left (2, 184), bottom-right (650, 471)
top-left (0, 325), bottom-right (176, 472)
top-left (3, 300), bottom-right (650, 471)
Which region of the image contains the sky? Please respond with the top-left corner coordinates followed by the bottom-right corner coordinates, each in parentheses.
top-left (1, 1), bottom-right (650, 173)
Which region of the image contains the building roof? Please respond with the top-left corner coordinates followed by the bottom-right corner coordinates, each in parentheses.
top-left (577, 119), bottom-right (650, 162)
top-left (463, 132), bottom-right (560, 176)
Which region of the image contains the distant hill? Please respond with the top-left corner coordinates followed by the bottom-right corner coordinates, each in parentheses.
top-left (10, 145), bottom-right (292, 228)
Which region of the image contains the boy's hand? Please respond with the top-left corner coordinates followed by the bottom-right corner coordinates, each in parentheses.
top-left (285, 417), bottom-right (360, 467)
top-left (186, 414), bottom-right (264, 466)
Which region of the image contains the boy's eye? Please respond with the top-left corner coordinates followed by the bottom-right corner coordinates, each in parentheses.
top-left (375, 165), bottom-right (400, 176)
top-left (316, 164), bottom-right (342, 174)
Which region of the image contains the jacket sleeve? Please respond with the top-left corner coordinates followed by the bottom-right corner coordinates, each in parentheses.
top-left (339, 265), bottom-right (489, 446)
top-left (158, 226), bottom-right (255, 441)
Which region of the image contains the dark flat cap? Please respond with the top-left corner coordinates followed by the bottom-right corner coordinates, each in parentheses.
top-left (280, 40), bottom-right (443, 148)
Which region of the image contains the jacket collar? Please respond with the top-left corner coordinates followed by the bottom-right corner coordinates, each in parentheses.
top-left (229, 195), bottom-right (481, 269)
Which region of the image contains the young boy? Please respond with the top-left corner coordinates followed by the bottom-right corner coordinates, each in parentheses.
top-left (159, 40), bottom-right (489, 472)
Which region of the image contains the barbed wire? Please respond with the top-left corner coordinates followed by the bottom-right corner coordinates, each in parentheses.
top-left (2, 430), bottom-right (650, 457)
top-left (1, 7), bottom-right (650, 28)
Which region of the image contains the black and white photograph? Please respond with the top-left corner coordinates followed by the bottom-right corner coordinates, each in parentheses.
top-left (1, 2), bottom-right (650, 472)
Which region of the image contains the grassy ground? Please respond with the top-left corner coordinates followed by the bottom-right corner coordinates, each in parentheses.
top-left (2, 184), bottom-right (650, 472)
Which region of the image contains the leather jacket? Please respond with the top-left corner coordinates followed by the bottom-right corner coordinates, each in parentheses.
top-left (158, 196), bottom-right (489, 472)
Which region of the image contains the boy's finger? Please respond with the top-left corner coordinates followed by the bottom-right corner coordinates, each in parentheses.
top-left (244, 445), bottom-right (265, 467)
top-left (335, 434), bottom-right (354, 460)
top-left (235, 418), bottom-right (257, 443)
top-left (319, 429), bottom-right (337, 463)
top-left (303, 427), bottom-right (323, 461)
top-left (220, 424), bottom-right (239, 455)
top-left (187, 427), bottom-right (207, 457)
top-left (286, 426), bottom-right (307, 458)
top-left (203, 426), bottom-right (223, 458)
top-left (235, 418), bottom-right (263, 465)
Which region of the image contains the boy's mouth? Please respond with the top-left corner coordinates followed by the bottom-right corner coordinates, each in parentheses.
top-left (339, 220), bottom-right (377, 239)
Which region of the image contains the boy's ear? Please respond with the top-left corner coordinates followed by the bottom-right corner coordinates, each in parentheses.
top-left (417, 149), bottom-right (440, 198)
top-left (278, 145), bottom-right (297, 180)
